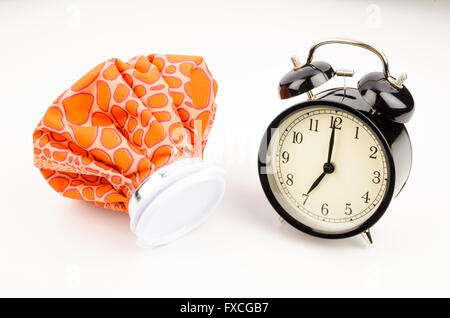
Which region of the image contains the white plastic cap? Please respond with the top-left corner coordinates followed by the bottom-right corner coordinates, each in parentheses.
top-left (128, 158), bottom-right (226, 247)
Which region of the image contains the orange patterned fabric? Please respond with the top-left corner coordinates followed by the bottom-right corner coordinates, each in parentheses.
top-left (33, 54), bottom-right (218, 212)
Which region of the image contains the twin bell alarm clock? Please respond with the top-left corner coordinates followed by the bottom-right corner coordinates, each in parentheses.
top-left (258, 39), bottom-right (414, 244)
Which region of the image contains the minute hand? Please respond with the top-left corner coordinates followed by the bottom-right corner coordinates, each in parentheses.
top-left (327, 120), bottom-right (337, 163)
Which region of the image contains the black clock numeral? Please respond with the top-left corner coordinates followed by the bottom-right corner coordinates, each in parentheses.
top-left (372, 171), bottom-right (381, 184)
top-left (302, 193), bottom-right (309, 205)
top-left (286, 173), bottom-right (294, 186)
top-left (309, 119), bottom-right (319, 132)
top-left (329, 116), bottom-right (342, 130)
top-left (354, 126), bottom-right (359, 139)
top-left (369, 146), bottom-right (378, 159)
top-left (292, 131), bottom-right (303, 144)
top-left (345, 203), bottom-right (352, 215)
top-left (361, 191), bottom-right (371, 203)
top-left (281, 151), bottom-right (289, 164)
top-left (321, 203), bottom-right (329, 216)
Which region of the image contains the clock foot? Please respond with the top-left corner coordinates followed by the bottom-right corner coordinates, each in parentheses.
top-left (279, 217), bottom-right (285, 223)
top-left (361, 229), bottom-right (373, 244)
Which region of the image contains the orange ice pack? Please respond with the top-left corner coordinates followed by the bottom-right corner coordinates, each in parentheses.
top-left (33, 54), bottom-right (225, 247)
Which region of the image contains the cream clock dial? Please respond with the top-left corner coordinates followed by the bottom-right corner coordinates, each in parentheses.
top-left (265, 105), bottom-right (390, 235)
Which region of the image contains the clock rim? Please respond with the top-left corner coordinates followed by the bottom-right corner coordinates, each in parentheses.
top-left (258, 100), bottom-right (396, 239)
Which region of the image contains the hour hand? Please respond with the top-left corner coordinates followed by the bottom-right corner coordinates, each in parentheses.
top-left (307, 171), bottom-right (326, 195)
top-left (306, 162), bottom-right (335, 195)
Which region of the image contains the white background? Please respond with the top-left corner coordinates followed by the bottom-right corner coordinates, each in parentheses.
top-left (0, 0), bottom-right (449, 297)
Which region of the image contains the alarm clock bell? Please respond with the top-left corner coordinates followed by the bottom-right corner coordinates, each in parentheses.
top-left (279, 38), bottom-right (414, 124)
top-left (358, 72), bottom-right (414, 123)
top-left (279, 60), bottom-right (335, 100)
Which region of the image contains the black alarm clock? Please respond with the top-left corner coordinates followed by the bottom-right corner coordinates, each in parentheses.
top-left (258, 38), bottom-right (414, 244)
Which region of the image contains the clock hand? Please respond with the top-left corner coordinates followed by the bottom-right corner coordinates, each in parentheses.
top-left (307, 162), bottom-right (335, 195)
top-left (327, 119), bottom-right (337, 164)
top-left (307, 171), bottom-right (326, 195)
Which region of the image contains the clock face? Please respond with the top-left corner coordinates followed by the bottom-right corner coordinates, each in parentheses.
top-left (263, 104), bottom-right (392, 236)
